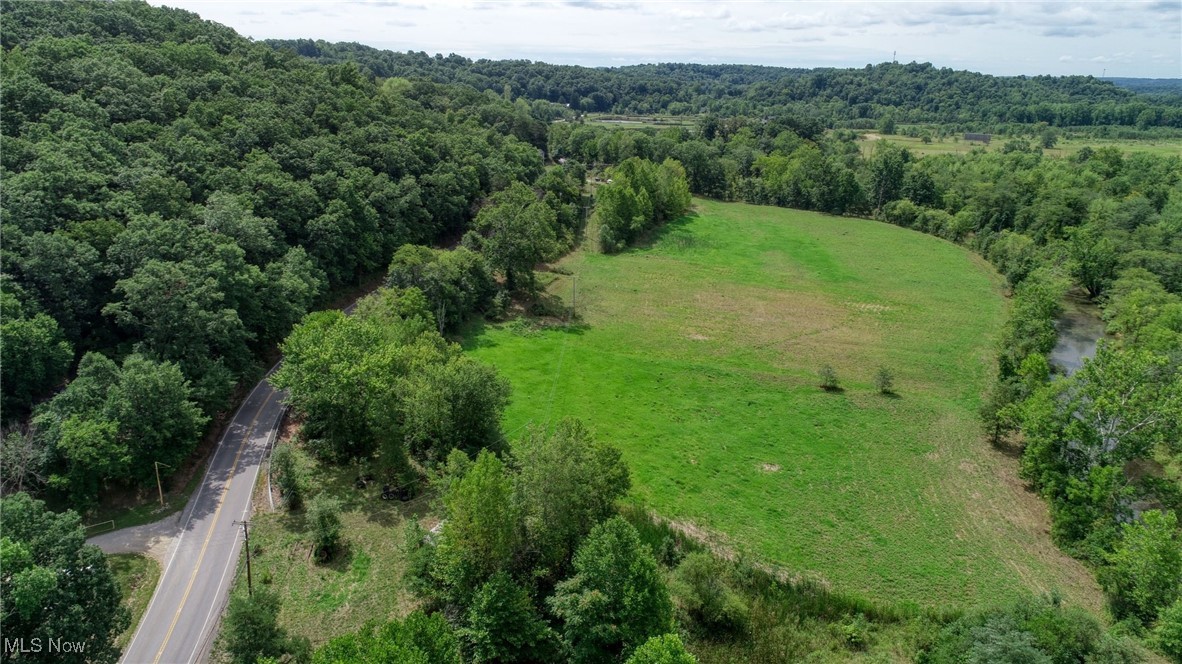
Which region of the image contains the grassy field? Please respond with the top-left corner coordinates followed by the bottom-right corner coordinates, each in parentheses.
top-left (463, 199), bottom-right (1102, 610)
top-left (858, 132), bottom-right (1182, 158)
top-left (109, 554), bottom-right (160, 651)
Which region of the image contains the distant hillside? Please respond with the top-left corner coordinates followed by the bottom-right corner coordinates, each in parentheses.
top-left (268, 39), bottom-right (1182, 128)
top-left (1104, 77), bottom-right (1182, 95)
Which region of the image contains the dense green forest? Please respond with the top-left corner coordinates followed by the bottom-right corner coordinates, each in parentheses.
top-left (2, 2), bottom-right (1181, 663)
top-left (270, 39), bottom-right (1182, 128)
top-left (0, 0), bottom-right (568, 507)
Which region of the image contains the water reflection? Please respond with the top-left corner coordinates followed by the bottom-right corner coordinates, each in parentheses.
top-left (1050, 296), bottom-right (1107, 376)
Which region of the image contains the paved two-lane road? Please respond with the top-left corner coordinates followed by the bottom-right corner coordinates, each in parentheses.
top-left (118, 375), bottom-right (288, 663)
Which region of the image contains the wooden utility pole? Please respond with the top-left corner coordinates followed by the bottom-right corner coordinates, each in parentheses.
top-left (154, 462), bottom-right (170, 507)
top-left (234, 520), bottom-right (253, 596)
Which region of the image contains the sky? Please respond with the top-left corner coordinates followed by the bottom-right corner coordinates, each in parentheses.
top-left (154, 1), bottom-right (1182, 78)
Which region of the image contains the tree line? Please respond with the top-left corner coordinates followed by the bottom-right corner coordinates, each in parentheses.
top-left (270, 40), bottom-right (1182, 128)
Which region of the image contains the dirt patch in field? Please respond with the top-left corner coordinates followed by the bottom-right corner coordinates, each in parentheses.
top-left (684, 286), bottom-right (877, 363)
top-left (761, 463), bottom-right (782, 472)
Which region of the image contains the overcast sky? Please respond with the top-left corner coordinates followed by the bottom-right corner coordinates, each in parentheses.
top-left (154, 1), bottom-right (1181, 78)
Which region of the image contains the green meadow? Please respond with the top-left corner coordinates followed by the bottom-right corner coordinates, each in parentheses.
top-left (464, 199), bottom-right (1102, 610)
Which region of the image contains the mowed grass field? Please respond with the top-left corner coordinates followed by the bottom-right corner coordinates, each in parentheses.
top-left (464, 199), bottom-right (1102, 610)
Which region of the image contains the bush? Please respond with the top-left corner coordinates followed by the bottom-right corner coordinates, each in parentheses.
top-left (223, 588), bottom-right (310, 664)
top-left (270, 444), bottom-right (304, 511)
top-left (921, 596), bottom-right (1113, 664)
top-left (835, 613), bottom-right (873, 651)
top-left (307, 494), bottom-right (343, 560)
top-left (874, 366), bottom-right (895, 394)
top-left (1087, 634), bottom-right (1149, 664)
top-left (313, 611), bottom-right (461, 663)
top-left (669, 552), bottom-right (749, 634)
top-left (626, 634), bottom-right (698, 664)
top-left (965, 614), bottom-right (1052, 664)
top-left (818, 365), bottom-right (840, 391)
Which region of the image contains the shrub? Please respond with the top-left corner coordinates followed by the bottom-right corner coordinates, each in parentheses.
top-left (1087, 634), bottom-right (1149, 664)
top-left (313, 611), bottom-right (460, 663)
top-left (223, 588), bottom-right (309, 664)
top-left (270, 444), bottom-right (304, 511)
top-left (818, 365), bottom-right (840, 391)
top-left (836, 613), bottom-right (873, 651)
top-left (921, 596), bottom-right (1112, 664)
top-left (874, 366), bottom-right (895, 394)
top-left (626, 634), bottom-right (698, 664)
top-left (669, 552), bottom-right (749, 634)
top-left (307, 494), bottom-right (343, 560)
top-left (965, 614), bottom-right (1052, 664)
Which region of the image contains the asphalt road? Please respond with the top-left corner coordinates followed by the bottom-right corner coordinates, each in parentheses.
top-left (120, 374), bottom-right (288, 663)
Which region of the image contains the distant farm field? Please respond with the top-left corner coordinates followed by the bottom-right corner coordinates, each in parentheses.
top-left (858, 131), bottom-right (1182, 158)
top-left (464, 199), bottom-right (1102, 610)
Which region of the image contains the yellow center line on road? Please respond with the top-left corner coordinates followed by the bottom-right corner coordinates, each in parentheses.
top-left (152, 390), bottom-right (276, 664)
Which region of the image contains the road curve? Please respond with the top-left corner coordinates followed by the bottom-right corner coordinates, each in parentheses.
top-left (119, 372), bottom-right (288, 663)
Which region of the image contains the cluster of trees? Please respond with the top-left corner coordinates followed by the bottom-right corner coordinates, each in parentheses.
top-left (0, 493), bottom-right (130, 664)
top-left (596, 157), bottom-right (691, 252)
top-left (342, 419), bottom-right (711, 663)
top-left (0, 0), bottom-right (559, 505)
top-left (271, 287), bottom-right (509, 474)
top-left (272, 40), bottom-right (1182, 128)
top-left (1017, 341), bottom-right (1182, 650)
top-left (249, 416), bottom-right (705, 663)
top-left (386, 244), bottom-right (497, 333)
top-left (547, 119), bottom-right (869, 216)
top-left (18, 353), bottom-right (207, 507)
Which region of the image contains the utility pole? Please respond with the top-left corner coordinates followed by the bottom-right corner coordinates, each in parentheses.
top-left (234, 520), bottom-right (253, 596)
top-left (154, 461), bottom-right (170, 507)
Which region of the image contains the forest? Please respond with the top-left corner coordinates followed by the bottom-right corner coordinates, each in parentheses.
top-left (271, 39), bottom-right (1182, 129)
top-left (1, 2), bottom-right (1180, 663)
top-left (0, 0), bottom-right (566, 507)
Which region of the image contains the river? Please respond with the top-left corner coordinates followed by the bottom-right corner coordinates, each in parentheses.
top-left (1049, 295), bottom-right (1107, 375)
